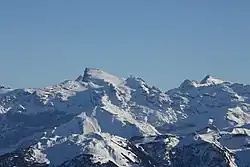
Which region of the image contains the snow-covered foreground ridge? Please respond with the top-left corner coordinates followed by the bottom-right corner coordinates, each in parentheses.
top-left (1, 68), bottom-right (250, 166)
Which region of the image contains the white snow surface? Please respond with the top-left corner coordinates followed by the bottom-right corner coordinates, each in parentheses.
top-left (1, 68), bottom-right (250, 166)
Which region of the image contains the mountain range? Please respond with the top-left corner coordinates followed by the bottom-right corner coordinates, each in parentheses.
top-left (0, 68), bottom-right (250, 167)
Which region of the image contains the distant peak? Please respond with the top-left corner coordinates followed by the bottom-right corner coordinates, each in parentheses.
top-left (125, 76), bottom-right (147, 89)
top-left (200, 75), bottom-right (224, 85)
top-left (179, 79), bottom-right (197, 89)
top-left (0, 85), bottom-right (5, 89)
top-left (200, 75), bottom-right (213, 83)
top-left (0, 85), bottom-right (11, 89)
top-left (76, 69), bottom-right (87, 82)
top-left (76, 68), bottom-right (102, 82)
top-left (76, 68), bottom-right (124, 85)
top-left (84, 68), bottom-right (102, 74)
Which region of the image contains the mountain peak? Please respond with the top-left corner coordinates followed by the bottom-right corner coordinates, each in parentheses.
top-left (76, 68), bottom-right (101, 82)
top-left (0, 85), bottom-right (6, 89)
top-left (200, 75), bottom-right (224, 85)
top-left (76, 68), bottom-right (124, 85)
top-left (179, 79), bottom-right (197, 89)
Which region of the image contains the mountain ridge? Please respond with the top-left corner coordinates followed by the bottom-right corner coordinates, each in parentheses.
top-left (0, 68), bottom-right (249, 166)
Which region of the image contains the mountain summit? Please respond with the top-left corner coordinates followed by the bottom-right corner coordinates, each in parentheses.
top-left (0, 68), bottom-right (249, 166)
top-left (76, 68), bottom-right (124, 85)
top-left (200, 75), bottom-right (225, 85)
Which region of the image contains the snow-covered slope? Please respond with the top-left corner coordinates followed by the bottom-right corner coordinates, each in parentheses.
top-left (0, 68), bottom-right (250, 166)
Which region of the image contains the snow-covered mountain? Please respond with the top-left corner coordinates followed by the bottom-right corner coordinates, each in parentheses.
top-left (1, 68), bottom-right (250, 166)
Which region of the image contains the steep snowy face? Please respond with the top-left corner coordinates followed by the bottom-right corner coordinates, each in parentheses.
top-left (1, 68), bottom-right (250, 166)
top-left (168, 139), bottom-right (237, 167)
top-left (57, 154), bottom-right (119, 167)
top-left (1, 132), bottom-right (238, 167)
top-left (0, 146), bottom-right (50, 167)
top-left (130, 133), bottom-right (238, 167)
top-left (30, 132), bottom-right (143, 166)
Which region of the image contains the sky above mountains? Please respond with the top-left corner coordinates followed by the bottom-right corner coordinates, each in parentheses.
top-left (0, 1), bottom-right (249, 90)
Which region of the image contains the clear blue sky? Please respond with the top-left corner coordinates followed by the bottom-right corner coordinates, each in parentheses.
top-left (0, 1), bottom-right (249, 90)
